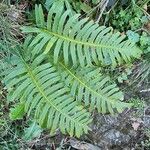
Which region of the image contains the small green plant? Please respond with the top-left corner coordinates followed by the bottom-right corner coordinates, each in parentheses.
top-left (2, 4), bottom-right (142, 137)
top-left (129, 98), bottom-right (145, 109)
top-left (106, 2), bottom-right (148, 32)
top-left (127, 30), bottom-right (150, 85)
top-left (141, 128), bottom-right (150, 149)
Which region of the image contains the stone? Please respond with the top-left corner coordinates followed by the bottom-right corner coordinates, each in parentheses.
top-left (143, 115), bottom-right (150, 128)
top-left (69, 138), bottom-right (102, 150)
top-left (103, 129), bottom-right (131, 146)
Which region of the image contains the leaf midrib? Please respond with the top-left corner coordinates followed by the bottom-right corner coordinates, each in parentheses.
top-left (41, 28), bottom-right (123, 51)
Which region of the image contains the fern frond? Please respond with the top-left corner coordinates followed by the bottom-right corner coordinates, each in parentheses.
top-left (55, 59), bottom-right (131, 114)
top-left (21, 5), bottom-right (141, 67)
top-left (4, 55), bottom-right (91, 137)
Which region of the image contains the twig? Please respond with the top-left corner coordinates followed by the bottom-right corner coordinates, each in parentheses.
top-left (140, 89), bottom-right (150, 92)
top-left (96, 0), bottom-right (109, 23)
top-left (132, 0), bottom-right (150, 19)
top-left (135, 28), bottom-right (150, 35)
top-left (80, 2), bottom-right (102, 18)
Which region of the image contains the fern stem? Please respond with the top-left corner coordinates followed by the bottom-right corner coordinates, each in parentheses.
top-left (41, 29), bottom-right (124, 51)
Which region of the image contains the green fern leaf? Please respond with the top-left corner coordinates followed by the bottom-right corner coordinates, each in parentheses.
top-left (9, 102), bottom-right (25, 120)
top-left (21, 5), bottom-right (141, 67)
top-left (23, 121), bottom-right (42, 141)
top-left (52, 58), bottom-right (132, 114)
top-left (4, 55), bottom-right (91, 137)
top-left (45, 0), bottom-right (72, 11)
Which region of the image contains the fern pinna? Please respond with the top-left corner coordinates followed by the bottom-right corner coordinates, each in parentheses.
top-left (3, 4), bottom-right (141, 137)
